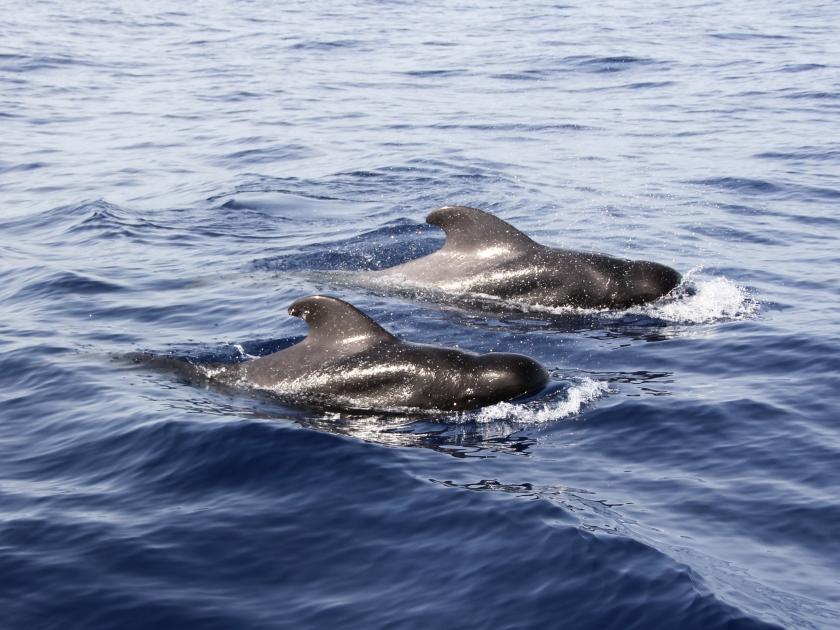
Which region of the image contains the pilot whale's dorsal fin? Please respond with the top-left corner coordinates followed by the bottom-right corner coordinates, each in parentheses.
top-left (288, 295), bottom-right (397, 348)
top-left (426, 206), bottom-right (538, 255)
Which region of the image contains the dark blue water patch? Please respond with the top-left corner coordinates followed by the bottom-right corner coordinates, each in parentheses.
top-left (780, 63), bottom-right (828, 72)
top-left (492, 57), bottom-right (665, 81)
top-left (782, 90), bottom-right (839, 100)
top-left (25, 200), bottom-right (178, 244)
top-left (402, 69), bottom-right (466, 78)
top-left (687, 224), bottom-right (784, 246)
top-left (688, 177), bottom-right (781, 194)
top-left (26, 114), bottom-right (99, 127)
top-left (712, 201), bottom-right (840, 231)
top-left (339, 170), bottom-right (391, 178)
top-left (118, 141), bottom-right (185, 151)
top-left (255, 219), bottom-right (442, 272)
top-left (441, 306), bottom-right (687, 340)
top-left (182, 199), bottom-right (336, 241)
top-left (144, 336), bottom-right (306, 364)
top-left (0, 160), bottom-right (48, 173)
top-left (208, 186), bottom-right (343, 207)
top-left (89, 301), bottom-right (222, 328)
top-left (288, 39), bottom-right (360, 51)
top-left (716, 203), bottom-right (762, 216)
top-left (580, 397), bottom-right (791, 463)
top-left (339, 157), bottom-right (499, 182)
top-left (732, 90), bottom-right (772, 99)
top-left (599, 370), bottom-right (675, 390)
top-left (430, 122), bottom-right (591, 132)
top-left (0, 200), bottom-right (101, 236)
top-left (0, 420), bottom-right (780, 630)
top-left (664, 329), bottom-right (840, 378)
top-left (710, 32), bottom-right (794, 41)
top-left (216, 198), bottom-right (297, 219)
top-left (217, 144), bottom-right (316, 167)
top-left (704, 260), bottom-right (838, 296)
top-left (796, 185), bottom-right (840, 201)
top-left (224, 162), bottom-right (510, 206)
top-left (755, 147), bottom-right (840, 162)
top-left (571, 55), bottom-right (661, 73)
top-left (721, 267), bottom-right (797, 291)
top-left (421, 40), bottom-right (459, 47)
top-left (579, 396), bottom-right (840, 549)
top-left (590, 318), bottom-right (681, 343)
top-left (786, 212), bottom-right (840, 229)
top-left (218, 91), bottom-right (264, 102)
top-left (384, 422), bottom-right (539, 458)
top-left (0, 346), bottom-right (79, 394)
top-left (626, 81), bottom-right (676, 89)
top-left (0, 53), bottom-right (89, 73)
top-left (0, 348), bottom-right (110, 431)
top-left (18, 270), bottom-right (127, 301)
top-left (492, 70), bottom-right (546, 81)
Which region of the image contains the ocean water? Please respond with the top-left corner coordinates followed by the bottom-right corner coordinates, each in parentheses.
top-left (2, 0), bottom-right (839, 628)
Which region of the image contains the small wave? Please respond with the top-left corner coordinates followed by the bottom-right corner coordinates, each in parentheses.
top-left (573, 55), bottom-right (657, 73)
top-left (689, 177), bottom-right (781, 194)
top-left (22, 270), bottom-right (126, 300)
top-left (493, 71), bottom-right (545, 81)
top-left (288, 39), bottom-right (359, 51)
top-left (627, 81), bottom-right (675, 90)
top-left (0, 160), bottom-right (48, 174)
top-left (403, 69), bottom-right (465, 78)
top-left (218, 144), bottom-right (315, 166)
top-left (460, 378), bottom-right (611, 425)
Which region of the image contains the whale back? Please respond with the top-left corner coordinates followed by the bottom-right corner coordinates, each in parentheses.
top-left (288, 295), bottom-right (396, 349)
top-left (426, 206), bottom-right (538, 255)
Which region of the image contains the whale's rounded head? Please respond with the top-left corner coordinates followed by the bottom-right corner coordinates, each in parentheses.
top-left (623, 261), bottom-right (682, 306)
top-left (470, 352), bottom-right (550, 406)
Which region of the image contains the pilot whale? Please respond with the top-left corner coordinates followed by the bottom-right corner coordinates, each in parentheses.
top-left (364, 206), bottom-right (682, 310)
top-left (206, 295), bottom-right (549, 412)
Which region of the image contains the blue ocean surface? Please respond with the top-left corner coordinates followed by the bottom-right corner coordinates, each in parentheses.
top-left (2, 0), bottom-right (840, 628)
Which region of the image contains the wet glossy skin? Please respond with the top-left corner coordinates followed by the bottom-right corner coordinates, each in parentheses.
top-left (370, 206), bottom-right (682, 309)
top-left (218, 295), bottom-right (549, 412)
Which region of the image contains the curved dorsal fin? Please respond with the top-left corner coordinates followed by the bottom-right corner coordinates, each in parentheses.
top-left (426, 206), bottom-right (537, 254)
top-left (288, 295), bottom-right (396, 348)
